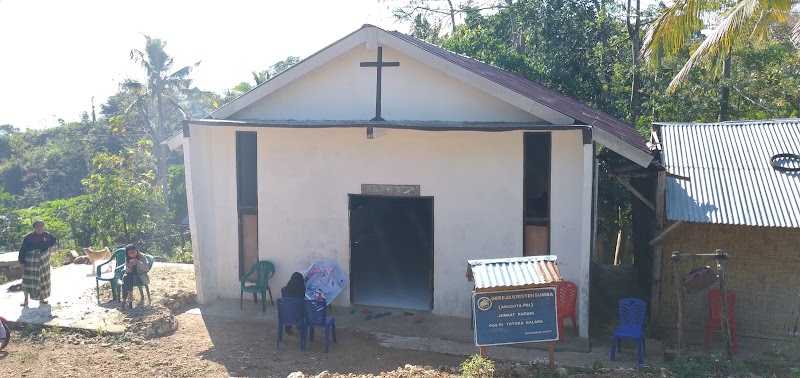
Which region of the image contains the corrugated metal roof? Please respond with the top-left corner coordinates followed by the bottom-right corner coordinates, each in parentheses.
top-left (387, 30), bottom-right (650, 157)
top-left (467, 256), bottom-right (562, 291)
top-left (658, 119), bottom-right (800, 228)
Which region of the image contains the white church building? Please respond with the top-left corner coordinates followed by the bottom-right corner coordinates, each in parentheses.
top-left (168, 25), bottom-right (652, 338)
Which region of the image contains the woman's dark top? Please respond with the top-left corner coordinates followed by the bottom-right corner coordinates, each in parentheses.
top-left (18, 231), bottom-right (57, 265)
top-left (281, 272), bottom-right (305, 298)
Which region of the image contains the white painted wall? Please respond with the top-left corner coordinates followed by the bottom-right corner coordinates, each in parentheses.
top-left (186, 125), bottom-right (592, 321)
top-left (232, 45), bottom-right (541, 123)
top-left (549, 130), bottom-right (592, 337)
top-left (185, 126), bottom-right (242, 303)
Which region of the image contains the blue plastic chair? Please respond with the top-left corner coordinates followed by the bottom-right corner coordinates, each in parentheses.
top-left (610, 297), bottom-right (647, 365)
top-left (277, 297), bottom-right (305, 350)
top-left (304, 299), bottom-right (337, 352)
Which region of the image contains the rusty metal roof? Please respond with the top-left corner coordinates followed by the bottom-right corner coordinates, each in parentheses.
top-left (387, 30), bottom-right (650, 158)
top-left (657, 119), bottom-right (800, 228)
top-left (466, 256), bottom-right (562, 291)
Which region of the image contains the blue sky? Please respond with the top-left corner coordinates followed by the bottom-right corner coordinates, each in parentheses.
top-left (0, 0), bottom-right (405, 129)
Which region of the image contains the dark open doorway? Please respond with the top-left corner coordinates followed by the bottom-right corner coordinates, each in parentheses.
top-left (349, 195), bottom-right (434, 310)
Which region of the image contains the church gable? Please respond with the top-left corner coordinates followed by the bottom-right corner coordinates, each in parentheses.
top-left (201, 25), bottom-right (650, 167)
top-left (229, 45), bottom-right (541, 123)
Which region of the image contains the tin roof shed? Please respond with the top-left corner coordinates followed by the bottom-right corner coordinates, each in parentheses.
top-left (655, 119), bottom-right (800, 228)
top-left (466, 255), bottom-right (562, 292)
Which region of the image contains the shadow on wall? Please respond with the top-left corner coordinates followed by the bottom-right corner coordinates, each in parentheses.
top-left (665, 175), bottom-right (716, 223)
top-left (590, 263), bottom-right (648, 336)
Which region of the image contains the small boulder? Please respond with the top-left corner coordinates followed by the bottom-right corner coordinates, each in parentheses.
top-left (63, 250), bottom-right (79, 265)
top-left (73, 256), bottom-right (91, 265)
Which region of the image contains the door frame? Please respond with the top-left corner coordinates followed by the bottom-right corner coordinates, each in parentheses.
top-left (522, 132), bottom-right (552, 256)
top-left (235, 131), bottom-right (258, 278)
top-left (347, 194), bottom-right (435, 309)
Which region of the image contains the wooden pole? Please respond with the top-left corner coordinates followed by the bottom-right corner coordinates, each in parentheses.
top-left (479, 346), bottom-right (486, 357)
top-left (670, 250), bottom-right (731, 358)
top-left (672, 252), bottom-right (684, 355)
top-left (716, 250), bottom-right (733, 360)
top-left (548, 341), bottom-right (555, 370)
top-left (650, 171), bottom-right (666, 330)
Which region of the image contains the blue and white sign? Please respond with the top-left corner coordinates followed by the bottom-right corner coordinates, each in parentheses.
top-left (473, 287), bottom-right (559, 346)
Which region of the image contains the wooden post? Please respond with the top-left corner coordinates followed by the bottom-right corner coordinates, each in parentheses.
top-left (548, 341), bottom-right (555, 370)
top-left (716, 250), bottom-right (733, 360)
top-left (670, 250), bottom-right (731, 359)
top-left (650, 171), bottom-right (666, 329)
top-left (479, 346), bottom-right (486, 357)
top-left (672, 252), bottom-right (684, 354)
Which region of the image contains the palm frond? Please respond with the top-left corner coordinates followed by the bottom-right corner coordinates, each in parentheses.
top-left (167, 65), bottom-right (194, 81)
top-left (641, 0), bottom-right (708, 66)
top-left (793, 19), bottom-right (800, 48)
top-left (750, 0), bottom-right (791, 42)
top-left (163, 96), bottom-right (188, 120)
top-left (666, 0), bottom-right (777, 92)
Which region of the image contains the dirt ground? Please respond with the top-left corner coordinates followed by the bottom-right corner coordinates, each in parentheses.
top-left (0, 264), bottom-right (764, 378)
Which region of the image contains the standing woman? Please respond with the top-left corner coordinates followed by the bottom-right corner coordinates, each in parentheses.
top-left (18, 220), bottom-right (57, 306)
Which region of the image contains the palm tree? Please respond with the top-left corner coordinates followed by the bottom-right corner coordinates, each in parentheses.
top-left (122, 35), bottom-right (199, 245)
top-left (641, 0), bottom-right (795, 120)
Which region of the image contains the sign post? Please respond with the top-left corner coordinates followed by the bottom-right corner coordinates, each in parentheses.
top-left (473, 287), bottom-right (559, 368)
top-left (467, 256), bottom-right (564, 369)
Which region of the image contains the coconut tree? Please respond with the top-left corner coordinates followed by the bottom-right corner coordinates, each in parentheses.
top-left (121, 35), bottom-right (198, 247)
top-left (641, 0), bottom-right (795, 121)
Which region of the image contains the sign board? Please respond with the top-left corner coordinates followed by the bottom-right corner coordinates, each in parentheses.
top-left (473, 287), bottom-right (559, 346)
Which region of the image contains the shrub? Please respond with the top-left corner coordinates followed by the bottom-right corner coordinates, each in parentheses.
top-left (460, 354), bottom-right (494, 378)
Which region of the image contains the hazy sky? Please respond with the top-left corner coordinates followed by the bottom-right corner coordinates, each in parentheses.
top-left (0, 0), bottom-right (405, 129)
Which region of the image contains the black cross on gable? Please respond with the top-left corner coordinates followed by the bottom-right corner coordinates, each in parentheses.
top-left (360, 47), bottom-right (399, 122)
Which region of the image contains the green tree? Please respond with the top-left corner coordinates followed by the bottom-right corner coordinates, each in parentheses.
top-left (0, 188), bottom-right (21, 250)
top-left (0, 124), bottom-right (20, 136)
top-left (641, 0), bottom-right (796, 120)
top-left (119, 35), bottom-right (202, 245)
top-left (81, 141), bottom-right (164, 248)
top-left (222, 56), bottom-right (302, 104)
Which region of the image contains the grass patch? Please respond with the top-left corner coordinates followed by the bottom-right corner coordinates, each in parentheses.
top-left (38, 325), bottom-right (64, 339)
top-left (666, 353), bottom-right (748, 378)
top-left (460, 354), bottom-right (495, 378)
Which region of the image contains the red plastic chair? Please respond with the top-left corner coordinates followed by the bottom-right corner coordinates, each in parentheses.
top-left (706, 289), bottom-right (738, 353)
top-left (557, 281), bottom-right (578, 341)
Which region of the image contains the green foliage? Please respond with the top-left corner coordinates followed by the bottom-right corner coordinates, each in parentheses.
top-left (81, 144), bottom-right (165, 248)
top-left (765, 337), bottom-right (800, 377)
top-left (168, 164), bottom-right (187, 219)
top-left (222, 56), bottom-right (301, 104)
top-left (591, 359), bottom-right (604, 373)
top-left (50, 248), bottom-right (70, 268)
top-left (665, 354), bottom-right (749, 378)
top-left (0, 273), bottom-right (8, 285)
top-left (170, 244), bottom-right (194, 263)
top-left (0, 188), bottom-right (22, 250)
top-left (460, 354), bottom-right (495, 378)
